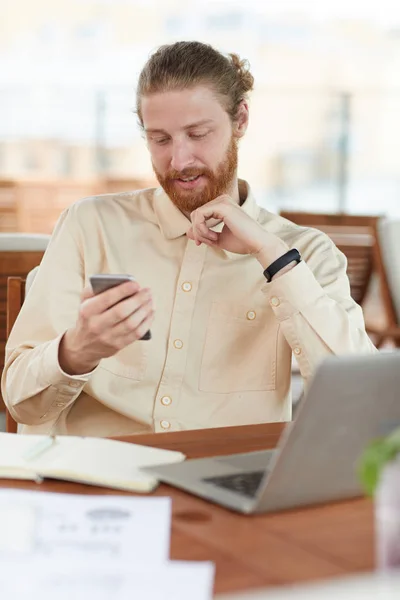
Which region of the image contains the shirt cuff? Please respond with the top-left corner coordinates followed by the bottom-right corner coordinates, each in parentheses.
top-left (261, 260), bottom-right (325, 321)
top-left (38, 333), bottom-right (95, 390)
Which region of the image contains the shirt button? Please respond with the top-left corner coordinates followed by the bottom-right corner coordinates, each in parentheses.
top-left (270, 297), bottom-right (280, 307)
top-left (161, 396), bottom-right (172, 406)
top-left (173, 339), bottom-right (183, 349)
top-left (294, 347), bottom-right (302, 355)
top-left (55, 402), bottom-right (65, 407)
top-left (246, 310), bottom-right (256, 321)
top-left (160, 420), bottom-right (171, 430)
top-left (182, 282), bottom-right (192, 292)
top-left (69, 381), bottom-right (81, 388)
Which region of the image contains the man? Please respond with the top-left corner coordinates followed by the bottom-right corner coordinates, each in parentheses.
top-left (2, 41), bottom-right (375, 436)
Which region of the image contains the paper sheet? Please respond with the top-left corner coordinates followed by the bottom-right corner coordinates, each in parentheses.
top-left (0, 489), bottom-right (171, 561)
top-left (0, 558), bottom-right (215, 600)
top-left (216, 571), bottom-right (400, 599)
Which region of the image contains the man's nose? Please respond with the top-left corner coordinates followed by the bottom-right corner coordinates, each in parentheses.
top-left (170, 140), bottom-right (195, 172)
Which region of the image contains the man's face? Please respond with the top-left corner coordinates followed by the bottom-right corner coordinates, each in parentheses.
top-left (141, 85), bottom-right (241, 214)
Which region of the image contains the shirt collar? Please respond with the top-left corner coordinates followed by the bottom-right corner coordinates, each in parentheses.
top-left (153, 179), bottom-right (260, 240)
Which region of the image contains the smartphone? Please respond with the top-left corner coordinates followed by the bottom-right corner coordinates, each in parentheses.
top-left (89, 274), bottom-right (151, 340)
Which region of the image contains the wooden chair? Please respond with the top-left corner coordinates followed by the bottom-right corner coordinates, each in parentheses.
top-left (279, 211), bottom-right (381, 307)
top-left (0, 237), bottom-right (49, 411)
top-left (368, 220), bottom-right (400, 348)
top-left (5, 276), bottom-right (26, 432)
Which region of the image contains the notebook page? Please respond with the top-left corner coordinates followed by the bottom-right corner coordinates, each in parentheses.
top-left (0, 433), bottom-right (51, 480)
top-left (30, 436), bottom-right (185, 492)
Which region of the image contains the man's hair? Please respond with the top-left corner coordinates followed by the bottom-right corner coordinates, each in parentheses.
top-left (136, 41), bottom-right (254, 125)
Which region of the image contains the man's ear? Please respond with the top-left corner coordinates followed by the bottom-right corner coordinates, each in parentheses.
top-left (233, 101), bottom-right (249, 139)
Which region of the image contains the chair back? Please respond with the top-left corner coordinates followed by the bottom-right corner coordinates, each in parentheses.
top-left (5, 266), bottom-right (40, 432)
top-left (0, 235), bottom-right (49, 412)
top-left (279, 211), bottom-right (380, 306)
top-left (371, 220), bottom-right (400, 344)
top-left (5, 276), bottom-right (26, 433)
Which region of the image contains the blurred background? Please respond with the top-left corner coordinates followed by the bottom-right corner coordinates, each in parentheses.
top-left (1, 0), bottom-right (400, 234)
top-left (1, 4), bottom-right (400, 577)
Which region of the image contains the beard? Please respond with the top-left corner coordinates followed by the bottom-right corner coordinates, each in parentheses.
top-left (153, 135), bottom-right (238, 214)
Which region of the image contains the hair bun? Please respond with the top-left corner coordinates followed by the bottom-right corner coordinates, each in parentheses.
top-left (229, 53), bottom-right (254, 93)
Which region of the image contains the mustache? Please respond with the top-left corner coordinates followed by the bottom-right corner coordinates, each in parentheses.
top-left (164, 168), bottom-right (209, 180)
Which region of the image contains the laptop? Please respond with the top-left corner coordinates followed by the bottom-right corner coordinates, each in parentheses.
top-left (145, 352), bottom-right (400, 514)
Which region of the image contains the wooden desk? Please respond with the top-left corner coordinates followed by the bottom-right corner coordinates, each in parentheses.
top-left (0, 423), bottom-right (374, 596)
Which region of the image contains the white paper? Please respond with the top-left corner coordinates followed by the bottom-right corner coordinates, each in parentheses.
top-left (216, 571), bottom-right (400, 599)
top-left (0, 558), bottom-right (215, 600)
top-left (0, 489), bottom-right (171, 561)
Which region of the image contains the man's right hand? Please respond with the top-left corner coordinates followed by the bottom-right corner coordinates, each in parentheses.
top-left (58, 280), bottom-right (154, 376)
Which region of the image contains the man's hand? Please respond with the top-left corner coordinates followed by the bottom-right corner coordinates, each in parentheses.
top-left (59, 280), bottom-right (154, 376)
top-left (186, 195), bottom-right (289, 269)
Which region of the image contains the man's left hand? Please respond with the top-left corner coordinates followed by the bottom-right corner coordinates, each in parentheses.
top-left (186, 195), bottom-right (289, 269)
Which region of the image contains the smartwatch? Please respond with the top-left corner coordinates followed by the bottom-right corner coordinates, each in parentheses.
top-left (263, 249), bottom-right (301, 282)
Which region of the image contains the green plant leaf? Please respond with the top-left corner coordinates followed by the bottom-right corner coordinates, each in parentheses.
top-left (358, 433), bottom-right (400, 496)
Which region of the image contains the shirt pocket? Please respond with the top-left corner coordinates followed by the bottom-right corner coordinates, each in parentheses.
top-left (199, 301), bottom-right (278, 393)
top-left (98, 342), bottom-right (148, 381)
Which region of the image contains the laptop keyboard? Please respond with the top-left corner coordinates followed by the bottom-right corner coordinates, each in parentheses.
top-left (202, 470), bottom-right (266, 499)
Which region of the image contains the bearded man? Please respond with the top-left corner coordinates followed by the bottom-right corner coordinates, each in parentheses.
top-left (3, 41), bottom-right (375, 436)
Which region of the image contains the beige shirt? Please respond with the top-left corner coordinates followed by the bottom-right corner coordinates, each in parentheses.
top-left (2, 181), bottom-right (376, 436)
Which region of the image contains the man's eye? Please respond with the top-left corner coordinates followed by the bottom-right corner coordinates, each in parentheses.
top-left (189, 132), bottom-right (208, 140)
top-left (153, 138), bottom-right (169, 145)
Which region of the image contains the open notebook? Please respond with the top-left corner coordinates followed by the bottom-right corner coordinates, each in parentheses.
top-left (0, 433), bottom-right (185, 492)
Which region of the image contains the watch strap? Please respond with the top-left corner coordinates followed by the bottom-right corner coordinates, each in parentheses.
top-left (263, 248), bottom-right (301, 282)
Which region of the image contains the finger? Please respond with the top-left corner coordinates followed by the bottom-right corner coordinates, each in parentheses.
top-left (189, 212), bottom-right (202, 245)
top-left (188, 230), bottom-right (201, 246)
top-left (113, 298), bottom-right (154, 338)
top-left (196, 236), bottom-right (217, 247)
top-left (134, 311), bottom-right (154, 342)
top-left (114, 313), bottom-right (155, 350)
top-left (204, 217), bottom-right (223, 228)
top-left (191, 227), bottom-right (217, 245)
top-left (86, 280), bottom-right (141, 315)
top-left (192, 198), bottom-right (230, 223)
top-left (196, 222), bottom-right (218, 241)
top-left (101, 288), bottom-right (152, 328)
top-left (186, 227), bottom-right (215, 247)
top-left (81, 286), bottom-right (94, 301)
top-left (203, 238), bottom-right (217, 247)
top-left (191, 212), bottom-right (219, 243)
